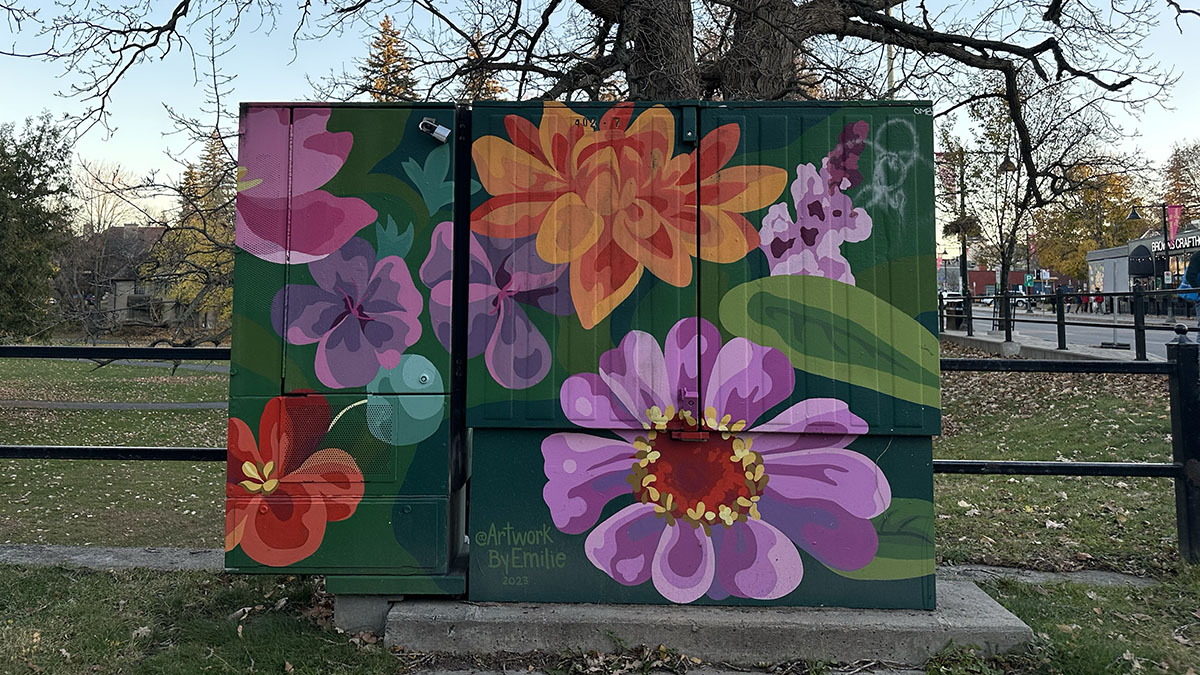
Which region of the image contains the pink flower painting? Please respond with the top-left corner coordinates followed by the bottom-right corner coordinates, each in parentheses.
top-left (542, 318), bottom-right (891, 603)
top-left (420, 222), bottom-right (572, 390)
top-left (236, 107), bottom-right (377, 264)
top-left (759, 121), bottom-right (872, 284)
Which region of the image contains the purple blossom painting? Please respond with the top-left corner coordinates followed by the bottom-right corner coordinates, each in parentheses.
top-left (542, 317), bottom-right (891, 603)
top-left (759, 121), bottom-right (872, 284)
top-left (236, 107), bottom-right (378, 264)
top-left (420, 222), bottom-right (572, 390)
top-left (272, 237), bottom-right (423, 389)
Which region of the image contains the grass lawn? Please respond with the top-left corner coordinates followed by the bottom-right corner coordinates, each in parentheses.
top-left (0, 358), bottom-right (227, 403)
top-left (0, 359), bottom-right (227, 548)
top-left (1, 345), bottom-right (1199, 673)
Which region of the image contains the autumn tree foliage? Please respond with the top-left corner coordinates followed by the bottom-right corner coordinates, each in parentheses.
top-left (147, 130), bottom-right (237, 343)
top-left (1032, 169), bottom-right (1141, 280)
top-left (1162, 141), bottom-right (1200, 220)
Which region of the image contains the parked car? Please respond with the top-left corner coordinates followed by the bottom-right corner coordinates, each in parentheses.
top-left (981, 289), bottom-right (1030, 308)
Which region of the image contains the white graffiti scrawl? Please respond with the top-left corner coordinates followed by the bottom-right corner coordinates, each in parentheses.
top-left (854, 117), bottom-right (929, 214)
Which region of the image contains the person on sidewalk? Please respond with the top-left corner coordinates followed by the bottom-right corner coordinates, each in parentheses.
top-left (1183, 251), bottom-right (1200, 328)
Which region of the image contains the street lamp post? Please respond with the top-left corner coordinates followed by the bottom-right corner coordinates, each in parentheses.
top-left (1127, 204), bottom-right (1177, 322)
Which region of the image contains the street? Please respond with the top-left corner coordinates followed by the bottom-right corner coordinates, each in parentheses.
top-left (949, 306), bottom-right (1198, 361)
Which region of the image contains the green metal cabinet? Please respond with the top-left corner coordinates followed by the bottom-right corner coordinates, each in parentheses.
top-left (228, 100), bottom-right (938, 608)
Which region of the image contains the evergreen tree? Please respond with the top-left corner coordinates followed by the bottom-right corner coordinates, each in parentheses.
top-left (360, 15), bottom-right (419, 102)
top-left (0, 113), bottom-right (74, 338)
top-left (456, 34), bottom-right (506, 101)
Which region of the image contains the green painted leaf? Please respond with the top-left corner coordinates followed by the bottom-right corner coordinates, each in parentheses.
top-left (376, 215), bottom-right (414, 259)
top-left (401, 144), bottom-right (454, 214)
top-left (719, 275), bottom-right (940, 408)
top-left (832, 498), bottom-right (935, 581)
top-left (833, 555), bottom-right (935, 581)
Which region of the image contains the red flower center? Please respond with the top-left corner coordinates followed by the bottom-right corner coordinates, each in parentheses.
top-left (629, 410), bottom-right (767, 532)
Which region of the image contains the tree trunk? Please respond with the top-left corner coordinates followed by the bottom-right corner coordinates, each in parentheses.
top-left (718, 0), bottom-right (799, 100)
top-left (621, 0), bottom-right (700, 99)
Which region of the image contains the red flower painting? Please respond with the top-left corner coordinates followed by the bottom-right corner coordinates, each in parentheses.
top-left (225, 394), bottom-right (364, 566)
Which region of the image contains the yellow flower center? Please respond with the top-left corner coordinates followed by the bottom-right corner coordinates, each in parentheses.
top-left (238, 460), bottom-right (279, 495)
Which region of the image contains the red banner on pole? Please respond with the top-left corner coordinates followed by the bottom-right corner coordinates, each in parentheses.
top-left (1167, 205), bottom-right (1183, 245)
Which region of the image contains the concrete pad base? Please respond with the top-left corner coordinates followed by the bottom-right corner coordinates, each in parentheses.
top-left (336, 594), bottom-right (405, 634)
top-left (383, 581), bottom-right (1031, 666)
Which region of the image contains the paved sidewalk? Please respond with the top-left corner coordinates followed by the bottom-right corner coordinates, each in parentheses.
top-left (941, 330), bottom-right (1170, 361)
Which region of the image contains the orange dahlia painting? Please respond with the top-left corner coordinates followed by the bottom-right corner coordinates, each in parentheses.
top-left (472, 103), bottom-right (786, 329)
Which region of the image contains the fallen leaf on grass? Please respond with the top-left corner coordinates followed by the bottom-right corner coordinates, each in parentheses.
top-left (236, 625), bottom-right (243, 639)
top-left (131, 626), bottom-right (151, 639)
top-left (1045, 519), bottom-right (1066, 529)
top-left (284, 662), bottom-right (294, 673)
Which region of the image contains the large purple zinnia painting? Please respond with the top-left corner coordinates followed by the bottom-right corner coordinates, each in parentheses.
top-left (542, 318), bottom-right (891, 603)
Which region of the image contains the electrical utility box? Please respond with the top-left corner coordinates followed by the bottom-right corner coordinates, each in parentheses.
top-left (227, 101), bottom-right (940, 609)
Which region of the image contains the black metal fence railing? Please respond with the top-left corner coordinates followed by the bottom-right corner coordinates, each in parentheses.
top-left (1, 334), bottom-right (1198, 561)
top-left (939, 286), bottom-right (1198, 360)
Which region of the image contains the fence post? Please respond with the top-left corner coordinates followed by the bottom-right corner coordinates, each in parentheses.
top-left (964, 290), bottom-right (974, 337)
top-left (1167, 325), bottom-right (1200, 563)
top-left (1003, 287), bottom-right (1013, 342)
top-left (1056, 287), bottom-right (1067, 350)
top-left (1134, 284), bottom-right (1147, 361)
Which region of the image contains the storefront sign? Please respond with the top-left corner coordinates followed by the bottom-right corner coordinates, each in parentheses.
top-left (1150, 233), bottom-right (1200, 252)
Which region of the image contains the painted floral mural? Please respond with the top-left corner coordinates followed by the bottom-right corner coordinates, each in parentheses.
top-left (543, 318), bottom-right (892, 603)
top-left (420, 221), bottom-right (572, 389)
top-left (472, 102), bottom-right (788, 328)
top-left (229, 103), bottom-right (936, 606)
top-left (236, 107), bottom-right (377, 264)
top-left (226, 394), bottom-right (364, 567)
top-left (759, 121), bottom-right (872, 284)
top-left (272, 237), bottom-right (423, 389)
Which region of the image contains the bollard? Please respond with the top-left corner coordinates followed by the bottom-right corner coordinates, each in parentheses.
top-left (938, 294), bottom-right (945, 332)
top-left (1055, 287), bottom-right (1067, 350)
top-left (1167, 325), bottom-right (1200, 563)
top-left (1133, 284), bottom-right (1147, 361)
top-left (964, 290), bottom-right (974, 337)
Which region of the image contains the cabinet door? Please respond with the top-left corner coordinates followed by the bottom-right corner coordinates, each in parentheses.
top-left (231, 105), bottom-right (290, 397)
top-left (698, 104), bottom-right (939, 437)
top-left (466, 102), bottom-right (700, 429)
top-left (275, 105), bottom-right (456, 397)
top-left (225, 392), bottom-right (453, 574)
